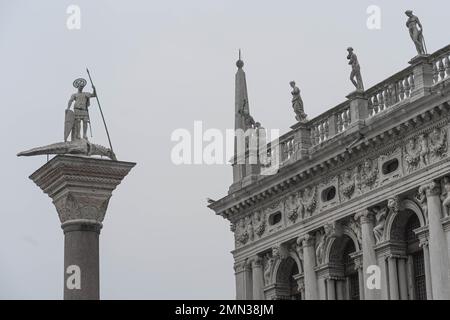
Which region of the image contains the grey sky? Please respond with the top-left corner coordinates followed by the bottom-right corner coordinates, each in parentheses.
top-left (0, 0), bottom-right (448, 299)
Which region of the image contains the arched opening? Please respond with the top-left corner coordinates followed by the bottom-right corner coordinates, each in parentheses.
top-left (328, 234), bottom-right (360, 300)
top-left (389, 209), bottom-right (426, 300)
top-left (274, 256), bottom-right (302, 300)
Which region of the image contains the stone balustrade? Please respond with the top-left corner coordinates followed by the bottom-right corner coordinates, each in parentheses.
top-left (366, 68), bottom-right (415, 117)
top-left (431, 46), bottom-right (450, 84)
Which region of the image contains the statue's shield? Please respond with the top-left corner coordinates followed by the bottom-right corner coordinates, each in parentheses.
top-left (64, 109), bottom-right (75, 141)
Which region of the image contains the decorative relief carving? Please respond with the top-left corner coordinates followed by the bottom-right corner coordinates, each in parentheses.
top-left (404, 134), bottom-right (429, 172)
top-left (284, 192), bottom-right (302, 223)
top-left (372, 196), bottom-right (399, 244)
top-left (253, 210), bottom-right (266, 238)
top-left (231, 124), bottom-right (448, 248)
top-left (315, 222), bottom-right (340, 265)
top-left (301, 186), bottom-right (317, 217)
top-left (414, 189), bottom-right (428, 224)
top-left (263, 253), bottom-right (274, 286)
top-left (347, 217), bottom-right (362, 246)
top-left (340, 168), bottom-right (356, 200)
top-left (54, 192), bottom-right (110, 224)
top-left (440, 176), bottom-right (450, 217)
top-left (357, 159), bottom-right (379, 192)
top-left (429, 127), bottom-right (447, 160)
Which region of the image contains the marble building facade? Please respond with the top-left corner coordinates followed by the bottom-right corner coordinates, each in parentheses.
top-left (208, 44), bottom-right (450, 300)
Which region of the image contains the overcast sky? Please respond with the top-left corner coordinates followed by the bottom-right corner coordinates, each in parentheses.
top-left (1, 0), bottom-right (448, 299)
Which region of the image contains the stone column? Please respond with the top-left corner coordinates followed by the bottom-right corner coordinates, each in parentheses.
top-left (397, 258), bottom-right (408, 300)
top-left (355, 210), bottom-right (381, 300)
top-left (354, 258), bottom-right (365, 300)
top-left (327, 278), bottom-right (336, 300)
top-left (419, 240), bottom-right (433, 300)
top-left (29, 155), bottom-right (135, 300)
top-left (421, 181), bottom-right (450, 299)
top-left (336, 280), bottom-right (345, 300)
top-left (234, 260), bottom-right (253, 300)
top-left (251, 256), bottom-right (264, 300)
top-left (388, 256), bottom-right (399, 300)
top-left (299, 234), bottom-right (318, 300)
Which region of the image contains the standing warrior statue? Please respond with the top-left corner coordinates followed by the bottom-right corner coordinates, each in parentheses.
top-left (289, 81), bottom-right (307, 122)
top-left (347, 47), bottom-right (364, 91)
top-left (66, 78), bottom-right (96, 141)
top-left (405, 10), bottom-right (427, 56)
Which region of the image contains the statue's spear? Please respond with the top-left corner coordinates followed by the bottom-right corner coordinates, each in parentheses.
top-left (86, 68), bottom-right (114, 154)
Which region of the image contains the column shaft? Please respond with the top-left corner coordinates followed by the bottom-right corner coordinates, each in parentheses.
top-left (425, 189), bottom-right (450, 299)
top-left (357, 268), bottom-right (365, 300)
top-left (63, 221), bottom-right (101, 300)
top-left (327, 279), bottom-right (336, 300)
top-left (388, 257), bottom-right (399, 300)
top-left (398, 258), bottom-right (408, 300)
top-left (422, 244), bottom-right (433, 300)
top-left (357, 211), bottom-right (381, 299)
top-left (251, 258), bottom-right (264, 300)
top-left (302, 236), bottom-right (318, 300)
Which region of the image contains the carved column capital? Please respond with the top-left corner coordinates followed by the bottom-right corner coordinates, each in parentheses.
top-left (419, 239), bottom-right (429, 249)
top-left (420, 180), bottom-right (441, 197)
top-left (354, 209), bottom-right (374, 224)
top-left (234, 259), bottom-right (251, 273)
top-left (251, 256), bottom-right (263, 268)
top-left (299, 233), bottom-right (315, 247)
top-left (29, 155), bottom-right (135, 226)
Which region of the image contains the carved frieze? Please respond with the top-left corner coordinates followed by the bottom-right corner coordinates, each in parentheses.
top-left (231, 123), bottom-right (449, 249)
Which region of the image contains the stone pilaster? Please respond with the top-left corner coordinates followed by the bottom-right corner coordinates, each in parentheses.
top-left (29, 155), bottom-right (135, 300)
top-left (234, 260), bottom-right (252, 300)
top-left (420, 181), bottom-right (450, 299)
top-left (251, 256), bottom-right (264, 300)
top-left (355, 209), bottom-right (381, 300)
top-left (298, 234), bottom-right (318, 300)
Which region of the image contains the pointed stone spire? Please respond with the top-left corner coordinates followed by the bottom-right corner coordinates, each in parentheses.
top-left (235, 49), bottom-right (251, 131)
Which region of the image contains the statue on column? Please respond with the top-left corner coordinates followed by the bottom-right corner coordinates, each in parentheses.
top-left (347, 47), bottom-right (364, 91)
top-left (66, 78), bottom-right (96, 141)
top-left (405, 10), bottom-right (427, 56)
top-left (18, 75), bottom-right (116, 160)
top-left (290, 81), bottom-right (307, 122)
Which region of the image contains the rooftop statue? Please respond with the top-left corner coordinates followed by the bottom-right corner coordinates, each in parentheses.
top-left (347, 47), bottom-right (364, 91)
top-left (405, 10), bottom-right (427, 56)
top-left (18, 70), bottom-right (116, 160)
top-left (290, 81), bottom-right (307, 122)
